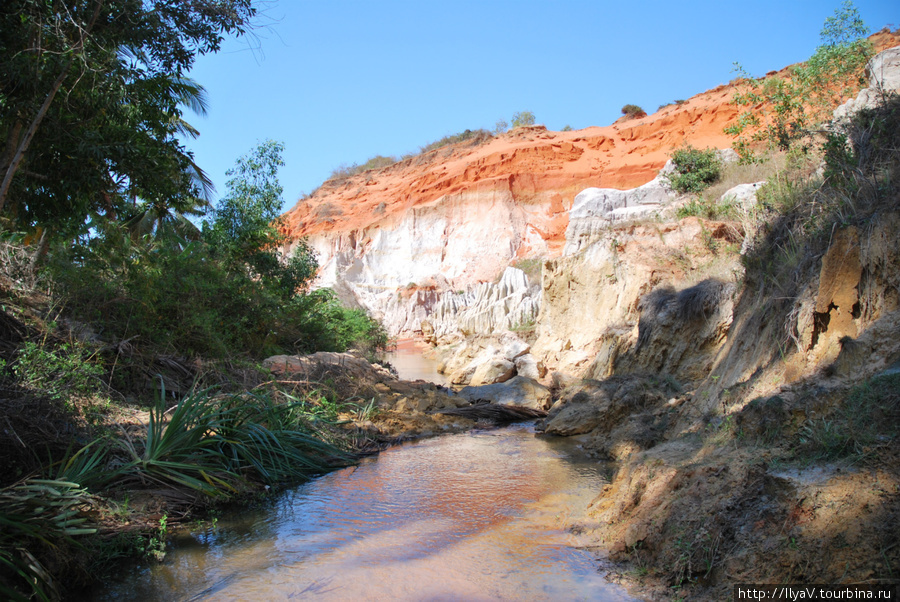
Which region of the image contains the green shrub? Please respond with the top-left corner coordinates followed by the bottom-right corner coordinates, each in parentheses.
top-left (46, 141), bottom-right (389, 361)
top-left (665, 145), bottom-right (723, 194)
top-left (0, 479), bottom-right (97, 601)
top-left (113, 388), bottom-right (353, 496)
top-left (13, 341), bottom-right (104, 402)
top-left (675, 194), bottom-right (737, 220)
top-left (511, 110), bottom-right (536, 128)
top-left (726, 1), bottom-right (873, 158)
top-left (621, 104), bottom-right (646, 119)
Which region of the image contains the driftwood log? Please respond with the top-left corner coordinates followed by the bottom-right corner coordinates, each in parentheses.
top-left (431, 402), bottom-right (547, 423)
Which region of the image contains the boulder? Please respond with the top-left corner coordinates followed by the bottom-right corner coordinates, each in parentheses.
top-left (719, 181), bottom-right (765, 211)
top-left (437, 334), bottom-right (533, 386)
top-left (543, 403), bottom-right (605, 436)
top-left (514, 354), bottom-right (545, 381)
top-left (263, 352), bottom-right (395, 380)
top-left (469, 358), bottom-right (516, 386)
top-left (501, 337), bottom-right (531, 361)
top-left (457, 376), bottom-right (552, 410)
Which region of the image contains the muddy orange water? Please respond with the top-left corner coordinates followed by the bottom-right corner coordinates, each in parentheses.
top-left (91, 425), bottom-right (634, 601)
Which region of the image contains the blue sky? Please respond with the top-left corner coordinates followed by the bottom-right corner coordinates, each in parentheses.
top-left (185, 0), bottom-right (897, 212)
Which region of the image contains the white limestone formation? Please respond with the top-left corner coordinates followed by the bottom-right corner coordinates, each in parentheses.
top-left (428, 267), bottom-right (541, 342)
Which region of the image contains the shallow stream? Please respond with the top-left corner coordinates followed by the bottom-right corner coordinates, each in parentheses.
top-left (380, 339), bottom-right (448, 385)
top-left (90, 347), bottom-right (633, 600)
top-left (92, 425), bottom-right (634, 601)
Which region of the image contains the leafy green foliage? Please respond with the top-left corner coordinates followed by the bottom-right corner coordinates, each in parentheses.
top-left (47, 141), bottom-right (386, 359)
top-left (511, 111), bottom-right (536, 128)
top-left (494, 119), bottom-right (509, 134)
top-left (0, 1), bottom-right (256, 233)
top-left (207, 140), bottom-right (286, 258)
top-left (665, 146), bottom-right (723, 194)
top-left (726, 1), bottom-right (872, 157)
top-left (13, 341), bottom-right (104, 402)
top-left (115, 388), bottom-right (350, 496)
top-left (288, 289), bottom-right (390, 357)
top-left (67, 387), bottom-right (355, 498)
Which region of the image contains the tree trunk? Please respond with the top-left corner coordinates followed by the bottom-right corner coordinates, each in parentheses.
top-left (0, 60), bottom-right (74, 213)
top-left (0, 1), bottom-right (104, 216)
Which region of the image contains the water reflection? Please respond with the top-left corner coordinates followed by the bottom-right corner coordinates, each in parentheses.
top-left (380, 339), bottom-right (447, 384)
top-left (92, 425), bottom-right (633, 601)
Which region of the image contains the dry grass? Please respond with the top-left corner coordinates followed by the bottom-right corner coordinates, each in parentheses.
top-left (702, 152), bottom-right (788, 204)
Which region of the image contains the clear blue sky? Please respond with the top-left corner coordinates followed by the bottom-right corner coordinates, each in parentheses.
top-left (185, 0), bottom-right (897, 212)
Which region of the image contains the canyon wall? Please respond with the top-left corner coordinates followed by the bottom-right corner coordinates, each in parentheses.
top-left (280, 33), bottom-right (900, 372)
top-left (281, 80), bottom-right (749, 337)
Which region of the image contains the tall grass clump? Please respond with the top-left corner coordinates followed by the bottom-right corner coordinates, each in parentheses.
top-left (796, 372), bottom-right (900, 461)
top-left (328, 155), bottom-right (398, 182)
top-left (418, 129), bottom-right (492, 155)
top-left (743, 95), bottom-right (900, 301)
top-left (0, 479), bottom-right (96, 601)
top-left (112, 388), bottom-right (355, 498)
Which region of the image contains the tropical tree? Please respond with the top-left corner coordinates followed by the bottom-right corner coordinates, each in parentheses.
top-left (206, 140), bottom-right (318, 299)
top-left (0, 0), bottom-right (256, 234)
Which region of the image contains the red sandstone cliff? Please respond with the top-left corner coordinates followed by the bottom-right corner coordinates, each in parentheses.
top-left (281, 30), bottom-right (899, 258)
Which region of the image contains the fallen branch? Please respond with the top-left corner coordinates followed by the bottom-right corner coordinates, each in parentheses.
top-left (430, 402), bottom-right (547, 423)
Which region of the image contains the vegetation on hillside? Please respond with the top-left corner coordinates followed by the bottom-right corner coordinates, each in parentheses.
top-left (665, 146), bottom-right (723, 194)
top-left (610, 7), bottom-right (900, 595)
top-left (0, 2), bottom-right (389, 598)
top-left (511, 110), bottom-right (536, 128)
top-left (726, 0), bottom-right (873, 160)
top-left (322, 107), bottom-right (543, 187)
top-left (621, 104), bottom-right (647, 119)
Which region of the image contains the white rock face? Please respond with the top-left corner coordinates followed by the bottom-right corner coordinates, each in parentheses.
top-left (428, 267), bottom-right (541, 342)
top-left (720, 182), bottom-right (765, 212)
top-left (457, 376), bottom-right (552, 410)
top-left (296, 187), bottom-right (553, 337)
top-left (564, 150), bottom-right (738, 255)
top-left (833, 46), bottom-right (900, 124)
top-left (564, 164), bottom-right (674, 255)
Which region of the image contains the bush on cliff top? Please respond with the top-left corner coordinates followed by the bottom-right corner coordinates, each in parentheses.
top-left (621, 104), bottom-right (646, 119)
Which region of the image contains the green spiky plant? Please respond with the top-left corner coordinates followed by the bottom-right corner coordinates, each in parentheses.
top-left (0, 479), bottom-right (97, 601)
